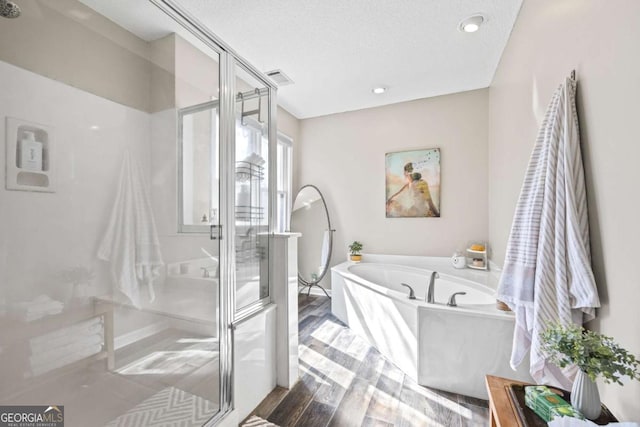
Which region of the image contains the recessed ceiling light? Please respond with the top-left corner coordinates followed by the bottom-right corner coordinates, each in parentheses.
top-left (459, 15), bottom-right (485, 33)
top-left (372, 87), bottom-right (386, 95)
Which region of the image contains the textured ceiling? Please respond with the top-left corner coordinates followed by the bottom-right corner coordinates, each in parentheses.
top-left (80, 0), bottom-right (523, 119)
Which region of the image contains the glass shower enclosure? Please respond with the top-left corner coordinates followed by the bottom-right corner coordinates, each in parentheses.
top-left (0, 0), bottom-right (276, 425)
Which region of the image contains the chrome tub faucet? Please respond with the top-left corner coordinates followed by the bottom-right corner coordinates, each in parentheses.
top-left (426, 272), bottom-right (439, 303)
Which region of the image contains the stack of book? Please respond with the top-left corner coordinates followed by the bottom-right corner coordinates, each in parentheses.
top-left (506, 384), bottom-right (617, 426)
top-left (524, 386), bottom-right (584, 422)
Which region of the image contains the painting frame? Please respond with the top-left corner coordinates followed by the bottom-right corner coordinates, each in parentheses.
top-left (385, 147), bottom-right (441, 218)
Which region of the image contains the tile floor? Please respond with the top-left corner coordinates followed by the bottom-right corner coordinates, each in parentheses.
top-left (1, 329), bottom-right (220, 427)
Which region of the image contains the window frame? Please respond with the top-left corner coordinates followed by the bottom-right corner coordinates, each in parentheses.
top-left (276, 132), bottom-right (293, 233)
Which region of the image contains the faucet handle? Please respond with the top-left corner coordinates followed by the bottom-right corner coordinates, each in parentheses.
top-left (400, 283), bottom-right (417, 300)
top-left (447, 292), bottom-right (467, 307)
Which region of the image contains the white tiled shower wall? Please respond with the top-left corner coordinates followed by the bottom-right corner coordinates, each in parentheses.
top-left (0, 60), bottom-right (150, 306)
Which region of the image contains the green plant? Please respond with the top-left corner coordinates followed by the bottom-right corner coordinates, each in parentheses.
top-left (540, 322), bottom-right (640, 384)
top-left (348, 241), bottom-right (363, 256)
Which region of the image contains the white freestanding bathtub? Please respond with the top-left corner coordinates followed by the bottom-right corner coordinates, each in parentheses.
top-left (331, 255), bottom-right (532, 399)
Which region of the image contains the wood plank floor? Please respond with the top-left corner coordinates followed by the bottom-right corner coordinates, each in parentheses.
top-left (253, 295), bottom-right (489, 427)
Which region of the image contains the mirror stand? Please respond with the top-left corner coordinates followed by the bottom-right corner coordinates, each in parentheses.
top-left (290, 185), bottom-right (335, 299)
top-left (297, 228), bottom-right (334, 299)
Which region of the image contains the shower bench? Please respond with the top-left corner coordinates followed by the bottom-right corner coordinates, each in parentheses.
top-left (0, 301), bottom-right (114, 399)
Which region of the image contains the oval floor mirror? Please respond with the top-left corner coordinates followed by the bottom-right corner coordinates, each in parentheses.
top-left (290, 185), bottom-right (334, 298)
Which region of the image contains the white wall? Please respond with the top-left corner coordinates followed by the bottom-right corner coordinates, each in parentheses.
top-left (277, 107), bottom-right (301, 191)
top-left (233, 306), bottom-right (277, 421)
top-left (488, 0), bottom-right (640, 419)
top-left (298, 89), bottom-right (489, 288)
top-left (0, 60), bottom-right (150, 305)
top-left (0, 0), bottom-right (154, 112)
top-left (212, 306), bottom-right (277, 427)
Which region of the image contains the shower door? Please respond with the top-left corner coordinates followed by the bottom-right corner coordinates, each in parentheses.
top-left (233, 65), bottom-right (272, 316)
top-left (0, 1), bottom-right (229, 425)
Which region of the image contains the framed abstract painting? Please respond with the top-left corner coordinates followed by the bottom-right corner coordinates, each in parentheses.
top-left (385, 148), bottom-right (441, 218)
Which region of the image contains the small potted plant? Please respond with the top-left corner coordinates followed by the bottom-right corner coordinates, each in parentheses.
top-left (348, 241), bottom-right (363, 262)
top-left (540, 322), bottom-right (640, 419)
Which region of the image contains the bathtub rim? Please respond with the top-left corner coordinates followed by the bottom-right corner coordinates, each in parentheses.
top-left (332, 259), bottom-right (515, 321)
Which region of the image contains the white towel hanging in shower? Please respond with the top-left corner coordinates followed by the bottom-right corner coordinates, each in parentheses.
top-left (496, 77), bottom-right (600, 389)
top-left (98, 152), bottom-right (164, 308)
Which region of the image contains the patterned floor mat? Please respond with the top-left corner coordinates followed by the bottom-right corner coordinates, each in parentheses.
top-left (105, 387), bottom-right (218, 426)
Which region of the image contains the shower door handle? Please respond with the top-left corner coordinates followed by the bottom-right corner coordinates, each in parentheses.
top-left (210, 224), bottom-right (222, 240)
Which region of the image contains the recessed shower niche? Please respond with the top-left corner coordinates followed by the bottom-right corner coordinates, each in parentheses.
top-left (5, 117), bottom-right (55, 192)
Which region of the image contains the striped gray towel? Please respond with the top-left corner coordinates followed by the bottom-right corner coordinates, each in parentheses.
top-left (497, 77), bottom-right (600, 389)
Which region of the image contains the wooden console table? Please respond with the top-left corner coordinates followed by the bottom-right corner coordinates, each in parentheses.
top-left (486, 375), bottom-right (529, 427)
top-left (486, 375), bottom-right (617, 427)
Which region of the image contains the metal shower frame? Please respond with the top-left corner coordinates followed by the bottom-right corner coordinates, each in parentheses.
top-left (149, 0), bottom-right (278, 425)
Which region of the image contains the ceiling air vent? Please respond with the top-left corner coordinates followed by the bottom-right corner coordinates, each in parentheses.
top-left (265, 69), bottom-right (294, 87)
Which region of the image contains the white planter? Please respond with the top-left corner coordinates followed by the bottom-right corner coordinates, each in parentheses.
top-left (571, 370), bottom-right (602, 419)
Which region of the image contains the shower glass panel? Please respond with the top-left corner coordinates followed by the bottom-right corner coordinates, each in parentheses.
top-left (0, 1), bottom-right (226, 425)
top-left (234, 65), bottom-right (271, 313)
top-left (178, 102), bottom-right (220, 233)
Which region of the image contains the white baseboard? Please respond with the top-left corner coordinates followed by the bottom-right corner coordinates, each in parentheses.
top-left (167, 317), bottom-right (217, 337)
top-left (299, 286), bottom-right (332, 297)
top-left (114, 321), bottom-right (169, 350)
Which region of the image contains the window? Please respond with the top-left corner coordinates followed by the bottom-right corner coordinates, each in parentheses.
top-left (276, 133), bottom-right (293, 232)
